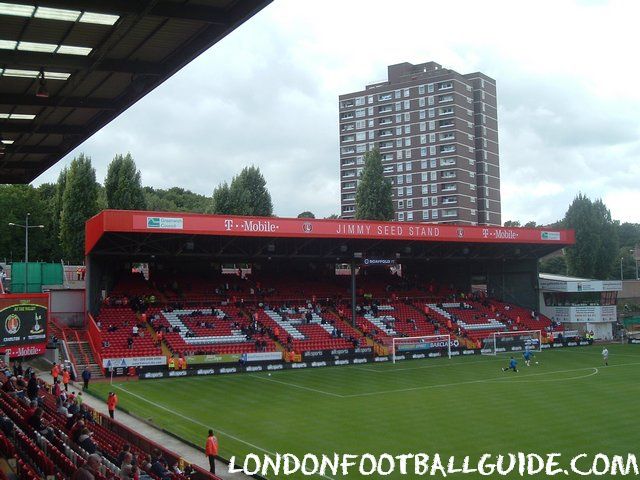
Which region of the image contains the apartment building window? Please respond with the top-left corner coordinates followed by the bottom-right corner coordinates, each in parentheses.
top-left (381, 153), bottom-right (393, 162)
top-left (439, 120), bottom-right (454, 128)
top-left (430, 146), bottom-right (436, 155)
top-left (467, 97), bottom-right (472, 104)
top-left (420, 122), bottom-right (426, 132)
top-left (428, 96), bottom-right (435, 106)
top-left (484, 150), bottom-right (488, 160)
top-left (430, 171), bottom-right (437, 180)
top-left (442, 209), bottom-right (457, 218)
top-left (422, 186), bottom-right (428, 195)
top-left (421, 160), bottom-right (428, 169)
top-left (355, 132), bottom-right (366, 141)
top-left (404, 125), bottom-right (411, 134)
top-left (369, 130), bottom-right (376, 140)
top-left (427, 83), bottom-right (434, 93)
top-left (419, 97), bottom-right (426, 107)
top-left (468, 146), bottom-right (473, 153)
top-left (395, 102), bottom-right (402, 112)
top-left (405, 149), bottom-right (412, 158)
top-left (398, 212), bottom-right (405, 221)
top-left (343, 205), bottom-right (355, 213)
top-left (341, 135), bottom-right (354, 143)
top-left (439, 107), bottom-right (454, 115)
top-left (379, 142), bottom-right (393, 149)
top-left (419, 85), bottom-right (425, 95)
top-left (422, 197), bottom-right (429, 207)
top-left (439, 81), bottom-right (453, 90)
top-left (428, 108), bottom-right (435, 118)
top-left (485, 199), bottom-right (490, 209)
top-left (396, 139), bottom-right (402, 148)
top-left (430, 160), bottom-right (436, 170)
top-left (367, 95), bottom-right (373, 104)
top-left (355, 120), bottom-right (365, 129)
top-left (398, 200), bottom-right (404, 209)
top-left (355, 97), bottom-right (365, 106)
top-left (406, 211), bottom-right (414, 221)
top-left (422, 210), bottom-right (430, 220)
top-left (420, 147), bottom-right (427, 157)
top-left (403, 100), bottom-right (410, 110)
top-left (430, 133), bottom-right (437, 142)
top-left (419, 110), bottom-right (426, 120)
top-left (368, 107), bottom-right (374, 115)
top-left (439, 94), bottom-right (454, 102)
top-left (429, 121), bottom-right (435, 131)
top-left (355, 108), bottom-right (365, 118)
top-left (442, 170), bottom-right (456, 179)
top-left (394, 89), bottom-right (401, 99)
top-left (430, 184), bottom-right (438, 193)
top-left (379, 117), bottom-right (392, 126)
top-left (341, 147), bottom-right (355, 154)
top-left (343, 181), bottom-right (356, 189)
top-left (397, 150), bottom-right (403, 160)
top-left (470, 184), bottom-right (476, 191)
top-left (404, 113), bottom-right (410, 122)
top-left (420, 135), bottom-right (427, 144)
top-left (405, 161), bottom-right (412, 171)
top-left (378, 93), bottom-right (392, 101)
top-left (404, 137), bottom-right (411, 147)
top-left (405, 174), bottom-right (412, 184)
top-left (471, 209), bottom-right (476, 216)
top-left (356, 156), bottom-right (365, 165)
top-left (432, 209), bottom-right (439, 219)
top-left (356, 144), bottom-right (367, 153)
top-left (467, 133), bottom-right (473, 140)
top-left (397, 175), bottom-right (404, 185)
top-left (466, 109), bottom-right (472, 116)
top-left (407, 199), bottom-right (414, 209)
top-left (396, 114), bottom-right (402, 123)
top-left (397, 163), bottom-right (404, 173)
top-left (466, 85), bottom-right (472, 92)
top-left (397, 187), bottom-right (404, 197)
top-left (403, 88), bottom-right (410, 98)
top-left (368, 119), bottom-right (374, 127)
top-left (395, 127), bottom-right (402, 135)
top-left (406, 186), bottom-right (413, 196)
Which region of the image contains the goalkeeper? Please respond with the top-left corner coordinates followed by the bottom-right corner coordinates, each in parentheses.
top-left (502, 356), bottom-right (518, 373)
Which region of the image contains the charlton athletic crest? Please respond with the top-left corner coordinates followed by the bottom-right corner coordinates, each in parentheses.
top-left (457, 228), bottom-right (464, 238)
top-left (302, 222), bottom-right (313, 233)
top-left (5, 314), bottom-right (20, 335)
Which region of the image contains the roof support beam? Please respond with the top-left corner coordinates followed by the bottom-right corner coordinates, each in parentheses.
top-left (0, 50), bottom-right (162, 75)
top-left (0, 94), bottom-right (116, 110)
top-left (6, 0), bottom-right (229, 24)
top-left (3, 145), bottom-right (62, 154)
top-left (1, 123), bottom-right (84, 135)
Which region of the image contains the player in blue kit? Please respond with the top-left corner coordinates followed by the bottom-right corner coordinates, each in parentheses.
top-left (523, 349), bottom-right (533, 367)
top-left (502, 356), bottom-right (518, 372)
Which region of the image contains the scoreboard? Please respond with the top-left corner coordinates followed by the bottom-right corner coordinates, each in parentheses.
top-left (0, 293), bottom-right (49, 358)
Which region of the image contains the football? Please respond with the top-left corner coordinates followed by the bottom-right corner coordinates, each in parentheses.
top-left (268, 373), bottom-right (272, 376)
top-left (535, 361), bottom-right (539, 364)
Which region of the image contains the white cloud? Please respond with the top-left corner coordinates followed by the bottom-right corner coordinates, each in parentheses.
top-left (33, 0), bottom-right (640, 223)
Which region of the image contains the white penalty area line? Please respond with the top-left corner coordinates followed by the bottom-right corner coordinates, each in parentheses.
top-left (492, 367), bottom-right (599, 383)
top-left (352, 357), bottom-right (504, 373)
top-left (250, 375), bottom-right (343, 398)
top-left (112, 385), bottom-right (337, 480)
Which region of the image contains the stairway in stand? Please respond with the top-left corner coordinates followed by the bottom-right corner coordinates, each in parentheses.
top-left (64, 328), bottom-right (104, 379)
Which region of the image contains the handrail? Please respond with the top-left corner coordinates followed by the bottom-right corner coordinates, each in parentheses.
top-left (73, 329), bottom-right (91, 368)
top-left (86, 313), bottom-right (104, 375)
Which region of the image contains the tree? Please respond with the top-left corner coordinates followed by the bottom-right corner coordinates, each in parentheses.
top-left (539, 255), bottom-right (567, 275)
top-left (297, 211), bottom-right (315, 219)
top-left (325, 214), bottom-right (339, 219)
top-left (503, 220), bottom-right (521, 227)
top-left (225, 166), bottom-right (273, 216)
top-left (563, 194), bottom-right (618, 279)
top-left (104, 153), bottom-right (146, 210)
top-left (60, 154), bottom-right (99, 263)
top-left (354, 149), bottom-right (394, 221)
top-left (209, 182), bottom-right (232, 214)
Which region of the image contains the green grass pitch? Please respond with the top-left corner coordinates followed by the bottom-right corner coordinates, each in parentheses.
top-left (92, 344), bottom-right (640, 479)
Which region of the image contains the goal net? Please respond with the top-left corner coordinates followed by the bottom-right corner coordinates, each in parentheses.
top-left (391, 334), bottom-right (452, 363)
top-left (481, 330), bottom-right (542, 356)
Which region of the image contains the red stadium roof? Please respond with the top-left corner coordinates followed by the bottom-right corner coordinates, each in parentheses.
top-left (85, 210), bottom-right (575, 256)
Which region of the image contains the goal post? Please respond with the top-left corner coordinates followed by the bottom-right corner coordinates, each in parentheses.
top-left (482, 330), bottom-right (542, 356)
top-left (391, 334), bottom-right (452, 363)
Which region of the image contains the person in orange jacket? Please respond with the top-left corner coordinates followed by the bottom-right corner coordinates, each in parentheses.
top-left (205, 429), bottom-right (218, 474)
top-left (62, 367), bottom-right (70, 392)
top-left (107, 391), bottom-right (118, 419)
top-left (51, 363), bottom-right (60, 383)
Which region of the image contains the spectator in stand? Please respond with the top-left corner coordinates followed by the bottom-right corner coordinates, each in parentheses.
top-left (26, 372), bottom-right (38, 402)
top-left (28, 407), bottom-right (53, 439)
top-left (151, 450), bottom-right (171, 480)
top-left (132, 325), bottom-right (139, 337)
top-left (107, 391), bottom-right (118, 419)
top-left (127, 337), bottom-right (134, 350)
top-left (82, 366), bottom-right (92, 391)
top-left (71, 419), bottom-right (85, 442)
top-left (117, 444), bottom-right (134, 467)
top-left (78, 427), bottom-right (97, 454)
top-left (72, 453), bottom-right (102, 480)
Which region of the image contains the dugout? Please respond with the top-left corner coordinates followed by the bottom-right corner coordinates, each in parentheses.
top-left (84, 210), bottom-right (575, 317)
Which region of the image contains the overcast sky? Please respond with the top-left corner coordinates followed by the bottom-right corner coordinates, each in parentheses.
top-left (33, 0), bottom-right (640, 225)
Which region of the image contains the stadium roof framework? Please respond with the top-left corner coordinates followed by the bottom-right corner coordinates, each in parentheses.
top-left (0, 0), bottom-right (272, 183)
top-left (86, 210), bottom-right (575, 262)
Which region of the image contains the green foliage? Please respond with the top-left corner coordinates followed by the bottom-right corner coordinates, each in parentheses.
top-left (0, 185), bottom-right (50, 262)
top-left (297, 211), bottom-right (315, 219)
top-left (142, 187), bottom-right (209, 213)
top-left (210, 166), bottom-right (273, 216)
top-left (503, 220), bottom-right (521, 227)
top-left (564, 193), bottom-right (618, 279)
top-left (104, 153), bottom-right (146, 210)
top-left (354, 149), bottom-right (394, 221)
top-left (209, 182), bottom-right (232, 214)
top-left (60, 154), bottom-right (99, 263)
top-left (325, 214), bottom-right (339, 219)
top-left (539, 254), bottom-right (567, 275)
